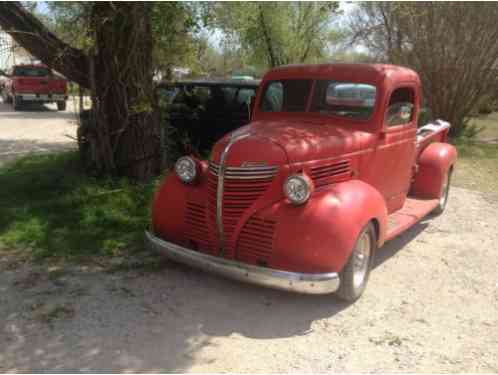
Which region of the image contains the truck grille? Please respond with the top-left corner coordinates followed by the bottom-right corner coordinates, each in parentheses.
top-left (185, 201), bottom-right (213, 253)
top-left (208, 162), bottom-right (278, 257)
top-left (237, 216), bottom-right (276, 264)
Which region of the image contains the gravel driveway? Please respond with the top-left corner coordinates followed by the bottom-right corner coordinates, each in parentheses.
top-left (0, 97), bottom-right (497, 372)
top-left (0, 98), bottom-right (77, 166)
top-left (1, 187), bottom-right (497, 372)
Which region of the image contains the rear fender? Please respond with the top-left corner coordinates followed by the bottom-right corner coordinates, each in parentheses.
top-left (411, 142), bottom-right (457, 199)
top-left (261, 180), bottom-right (388, 273)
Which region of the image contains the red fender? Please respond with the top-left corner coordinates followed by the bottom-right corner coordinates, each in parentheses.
top-left (411, 142), bottom-right (457, 199)
top-left (151, 161), bottom-right (210, 245)
top-left (257, 179), bottom-right (388, 274)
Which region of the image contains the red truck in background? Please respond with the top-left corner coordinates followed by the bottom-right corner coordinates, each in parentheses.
top-left (1, 64), bottom-right (68, 111)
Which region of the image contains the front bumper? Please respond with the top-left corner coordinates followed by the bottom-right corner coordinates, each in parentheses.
top-left (17, 93), bottom-right (67, 102)
top-left (145, 230), bottom-right (340, 295)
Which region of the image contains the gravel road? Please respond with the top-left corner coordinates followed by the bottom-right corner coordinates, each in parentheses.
top-left (1, 97), bottom-right (497, 372)
top-left (0, 97), bottom-right (77, 166)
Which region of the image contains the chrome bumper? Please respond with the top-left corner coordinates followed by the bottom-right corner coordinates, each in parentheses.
top-left (145, 231), bottom-right (340, 295)
top-left (18, 94), bottom-right (66, 101)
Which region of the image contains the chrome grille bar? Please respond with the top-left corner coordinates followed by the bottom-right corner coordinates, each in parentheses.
top-left (209, 162), bottom-right (278, 179)
top-left (215, 133), bottom-right (251, 255)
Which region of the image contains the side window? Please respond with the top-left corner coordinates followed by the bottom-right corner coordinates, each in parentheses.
top-left (262, 81), bottom-right (283, 112)
top-left (236, 88), bottom-right (256, 106)
top-left (221, 87), bottom-right (237, 104)
top-left (386, 87), bottom-right (415, 127)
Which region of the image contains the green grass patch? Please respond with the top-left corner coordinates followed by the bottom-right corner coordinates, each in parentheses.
top-left (0, 152), bottom-right (161, 259)
top-left (452, 142), bottom-right (498, 198)
top-left (469, 112), bottom-right (498, 142)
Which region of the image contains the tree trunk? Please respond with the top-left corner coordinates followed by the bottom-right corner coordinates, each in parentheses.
top-left (90, 3), bottom-right (161, 180)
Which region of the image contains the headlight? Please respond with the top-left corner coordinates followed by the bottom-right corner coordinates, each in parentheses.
top-left (175, 156), bottom-right (197, 183)
top-left (284, 174), bottom-right (313, 205)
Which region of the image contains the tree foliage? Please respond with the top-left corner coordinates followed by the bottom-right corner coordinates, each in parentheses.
top-left (350, 2), bottom-right (498, 136)
top-left (213, 2), bottom-right (342, 68)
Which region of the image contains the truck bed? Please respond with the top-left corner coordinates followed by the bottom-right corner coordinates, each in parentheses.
top-left (416, 120), bottom-right (451, 154)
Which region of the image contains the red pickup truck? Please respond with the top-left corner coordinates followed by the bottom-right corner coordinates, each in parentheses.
top-left (146, 64), bottom-right (457, 302)
top-left (1, 64), bottom-right (68, 111)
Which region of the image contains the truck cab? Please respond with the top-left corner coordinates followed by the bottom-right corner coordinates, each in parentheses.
top-left (147, 64), bottom-right (457, 302)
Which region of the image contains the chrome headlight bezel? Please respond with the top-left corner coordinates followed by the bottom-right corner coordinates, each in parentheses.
top-left (175, 156), bottom-right (198, 184)
top-left (283, 174), bottom-right (313, 205)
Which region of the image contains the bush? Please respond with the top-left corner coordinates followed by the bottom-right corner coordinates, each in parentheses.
top-left (417, 107), bottom-right (432, 127)
top-left (477, 96), bottom-right (495, 115)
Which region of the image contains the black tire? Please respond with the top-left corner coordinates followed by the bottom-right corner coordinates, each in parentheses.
top-left (335, 222), bottom-right (377, 302)
top-left (433, 168), bottom-right (452, 215)
top-left (13, 95), bottom-right (22, 111)
top-left (57, 101), bottom-right (66, 111)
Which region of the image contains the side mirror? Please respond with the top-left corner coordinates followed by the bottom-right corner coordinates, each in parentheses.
top-left (249, 95), bottom-right (256, 121)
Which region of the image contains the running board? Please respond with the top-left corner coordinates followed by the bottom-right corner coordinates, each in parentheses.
top-left (386, 197), bottom-right (439, 241)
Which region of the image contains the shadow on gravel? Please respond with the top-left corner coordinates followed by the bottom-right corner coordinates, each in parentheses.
top-left (0, 214), bottom-right (437, 372)
top-left (0, 139), bottom-right (76, 167)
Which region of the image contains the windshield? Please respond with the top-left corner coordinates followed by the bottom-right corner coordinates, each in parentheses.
top-left (13, 67), bottom-right (50, 77)
top-left (260, 79), bottom-right (377, 120)
top-left (311, 81), bottom-right (376, 120)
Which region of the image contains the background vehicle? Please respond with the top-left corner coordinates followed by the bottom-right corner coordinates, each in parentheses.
top-left (147, 64), bottom-right (457, 302)
top-left (156, 79), bottom-right (260, 153)
top-left (2, 64), bottom-right (68, 111)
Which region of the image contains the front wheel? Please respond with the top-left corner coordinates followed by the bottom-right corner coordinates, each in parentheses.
top-left (433, 168), bottom-right (452, 215)
top-left (335, 222), bottom-right (377, 302)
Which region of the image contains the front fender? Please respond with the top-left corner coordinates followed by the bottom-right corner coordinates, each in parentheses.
top-left (257, 180), bottom-right (388, 274)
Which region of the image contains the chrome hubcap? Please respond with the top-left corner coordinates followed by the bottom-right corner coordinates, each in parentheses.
top-left (353, 231), bottom-right (371, 289)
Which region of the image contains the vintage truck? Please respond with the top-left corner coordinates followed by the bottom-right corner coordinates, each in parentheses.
top-left (146, 64), bottom-right (457, 302)
top-left (2, 64), bottom-right (68, 111)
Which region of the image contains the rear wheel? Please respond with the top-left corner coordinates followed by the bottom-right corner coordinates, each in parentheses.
top-left (335, 222), bottom-right (377, 302)
top-left (57, 101), bottom-right (66, 111)
top-left (433, 168), bottom-right (452, 215)
top-left (13, 95), bottom-right (22, 111)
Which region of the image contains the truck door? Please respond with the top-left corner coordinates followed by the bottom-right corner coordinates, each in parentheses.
top-left (371, 85), bottom-right (418, 213)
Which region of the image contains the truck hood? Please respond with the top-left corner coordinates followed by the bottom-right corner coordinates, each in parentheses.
top-left (211, 120), bottom-right (376, 166)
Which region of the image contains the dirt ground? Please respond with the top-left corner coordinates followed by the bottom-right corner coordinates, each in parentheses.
top-left (1, 98), bottom-right (498, 372)
top-left (0, 97), bottom-right (78, 166)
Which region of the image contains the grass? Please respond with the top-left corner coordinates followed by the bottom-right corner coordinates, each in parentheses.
top-left (450, 112), bottom-right (498, 198)
top-left (452, 142), bottom-right (498, 198)
top-left (0, 151), bottom-right (160, 259)
top-left (469, 111), bottom-right (498, 143)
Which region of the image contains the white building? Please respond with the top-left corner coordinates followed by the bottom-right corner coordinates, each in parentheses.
top-left (0, 31), bottom-right (14, 70)
top-left (0, 30), bottom-right (33, 70)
